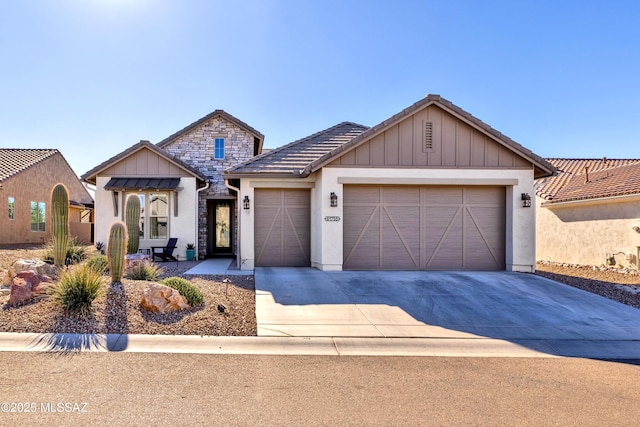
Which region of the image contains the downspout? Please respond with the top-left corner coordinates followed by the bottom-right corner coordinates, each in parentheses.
top-left (225, 179), bottom-right (241, 268)
top-left (195, 182), bottom-right (210, 259)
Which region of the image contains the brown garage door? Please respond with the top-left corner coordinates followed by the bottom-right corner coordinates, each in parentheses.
top-left (343, 185), bottom-right (505, 270)
top-left (254, 189), bottom-right (310, 267)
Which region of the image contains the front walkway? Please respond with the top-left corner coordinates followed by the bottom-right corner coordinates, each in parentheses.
top-left (183, 258), bottom-right (253, 276)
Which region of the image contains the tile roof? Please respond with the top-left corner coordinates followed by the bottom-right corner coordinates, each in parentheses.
top-left (536, 158), bottom-right (640, 203)
top-left (225, 122), bottom-right (369, 176)
top-left (304, 95), bottom-right (556, 179)
top-left (0, 148), bottom-right (59, 182)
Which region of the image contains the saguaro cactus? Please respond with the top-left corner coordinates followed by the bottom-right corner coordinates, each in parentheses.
top-left (107, 221), bottom-right (128, 282)
top-left (51, 183), bottom-right (69, 267)
top-left (125, 195), bottom-right (141, 254)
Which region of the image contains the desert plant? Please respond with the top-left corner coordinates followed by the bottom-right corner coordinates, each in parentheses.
top-left (161, 276), bottom-right (203, 305)
top-left (52, 264), bottom-right (105, 315)
top-left (42, 239), bottom-right (88, 265)
top-left (125, 195), bottom-right (141, 254)
top-left (51, 183), bottom-right (69, 267)
top-left (87, 254), bottom-right (109, 274)
top-left (107, 222), bottom-right (127, 282)
top-left (186, 243), bottom-right (195, 250)
top-left (95, 241), bottom-right (105, 254)
top-left (125, 260), bottom-right (162, 281)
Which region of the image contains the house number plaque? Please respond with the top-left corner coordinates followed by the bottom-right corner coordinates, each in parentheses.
top-left (324, 216), bottom-right (341, 222)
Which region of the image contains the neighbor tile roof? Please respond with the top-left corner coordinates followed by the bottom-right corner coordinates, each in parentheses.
top-left (536, 158), bottom-right (640, 203)
top-left (0, 148), bottom-right (59, 182)
top-left (225, 122), bottom-right (369, 176)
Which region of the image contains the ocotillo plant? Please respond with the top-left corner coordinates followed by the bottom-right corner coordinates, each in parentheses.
top-left (107, 221), bottom-right (128, 282)
top-left (51, 183), bottom-right (69, 267)
top-left (125, 194), bottom-right (141, 254)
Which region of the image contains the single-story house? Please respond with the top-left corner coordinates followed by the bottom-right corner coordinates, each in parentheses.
top-left (226, 95), bottom-right (555, 272)
top-left (0, 148), bottom-right (94, 246)
top-left (81, 110), bottom-right (264, 258)
top-left (536, 158), bottom-right (640, 267)
top-left (83, 95), bottom-right (554, 272)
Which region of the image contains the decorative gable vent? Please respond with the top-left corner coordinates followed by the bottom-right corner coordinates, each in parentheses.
top-left (423, 121), bottom-right (434, 152)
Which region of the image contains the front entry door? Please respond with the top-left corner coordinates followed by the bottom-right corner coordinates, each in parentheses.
top-left (208, 200), bottom-right (233, 256)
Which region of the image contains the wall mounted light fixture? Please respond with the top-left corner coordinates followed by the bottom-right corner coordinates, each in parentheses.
top-left (330, 192), bottom-right (338, 207)
top-left (521, 193), bottom-right (531, 208)
top-left (243, 195), bottom-right (250, 210)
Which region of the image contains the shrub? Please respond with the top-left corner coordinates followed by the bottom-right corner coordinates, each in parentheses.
top-left (161, 277), bottom-right (203, 305)
top-left (52, 265), bottom-right (105, 315)
top-left (87, 254), bottom-right (109, 274)
top-left (125, 261), bottom-right (162, 281)
top-left (43, 239), bottom-right (88, 265)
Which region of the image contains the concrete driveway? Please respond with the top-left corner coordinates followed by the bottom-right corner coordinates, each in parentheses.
top-left (255, 268), bottom-right (640, 355)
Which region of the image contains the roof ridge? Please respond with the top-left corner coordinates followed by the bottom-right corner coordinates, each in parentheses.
top-left (225, 121), bottom-right (369, 174)
top-left (157, 109), bottom-right (264, 148)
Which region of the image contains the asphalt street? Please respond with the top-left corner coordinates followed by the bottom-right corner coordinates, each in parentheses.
top-left (2, 353), bottom-right (639, 426)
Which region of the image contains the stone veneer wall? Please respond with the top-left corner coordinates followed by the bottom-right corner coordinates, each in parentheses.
top-left (161, 116), bottom-right (257, 258)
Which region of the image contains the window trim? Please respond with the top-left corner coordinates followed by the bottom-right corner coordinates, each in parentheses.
top-left (8, 197), bottom-right (14, 220)
top-left (214, 138), bottom-right (225, 159)
top-left (127, 191), bottom-right (170, 240)
top-left (30, 201), bottom-right (46, 232)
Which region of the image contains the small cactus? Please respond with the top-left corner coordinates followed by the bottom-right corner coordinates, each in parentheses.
top-left (125, 195), bottom-right (141, 254)
top-left (51, 183), bottom-right (69, 267)
top-left (107, 221), bottom-right (128, 282)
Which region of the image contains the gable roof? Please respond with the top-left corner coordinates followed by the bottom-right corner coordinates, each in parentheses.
top-left (226, 95), bottom-right (556, 179)
top-left (157, 109), bottom-right (265, 155)
top-left (0, 148), bottom-right (58, 182)
top-left (81, 140), bottom-right (207, 185)
top-left (225, 122), bottom-right (369, 176)
top-left (536, 158), bottom-right (640, 204)
top-left (304, 95), bottom-right (555, 179)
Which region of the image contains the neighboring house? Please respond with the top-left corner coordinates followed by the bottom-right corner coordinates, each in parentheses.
top-left (82, 110), bottom-right (264, 259)
top-left (226, 95), bottom-right (555, 272)
top-left (536, 158), bottom-right (640, 267)
top-left (0, 149), bottom-right (94, 246)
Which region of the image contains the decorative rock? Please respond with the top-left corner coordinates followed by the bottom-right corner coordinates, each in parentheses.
top-left (125, 253), bottom-right (150, 269)
top-left (12, 259), bottom-right (54, 276)
top-left (9, 277), bottom-right (34, 306)
top-left (1, 268), bottom-right (15, 287)
top-left (140, 283), bottom-right (189, 314)
top-left (8, 271), bottom-right (55, 305)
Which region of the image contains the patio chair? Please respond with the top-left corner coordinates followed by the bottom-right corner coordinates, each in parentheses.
top-left (151, 238), bottom-right (178, 262)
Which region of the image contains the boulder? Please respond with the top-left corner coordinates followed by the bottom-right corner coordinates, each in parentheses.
top-left (140, 283), bottom-right (189, 314)
top-left (12, 259), bottom-right (54, 276)
top-left (7, 271), bottom-right (55, 306)
top-left (9, 277), bottom-right (33, 306)
top-left (125, 253), bottom-right (150, 269)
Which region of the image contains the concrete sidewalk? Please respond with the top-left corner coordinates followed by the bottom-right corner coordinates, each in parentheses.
top-left (2, 332), bottom-right (639, 359)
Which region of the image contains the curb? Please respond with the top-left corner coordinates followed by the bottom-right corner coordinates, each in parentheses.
top-left (1, 332), bottom-right (639, 359)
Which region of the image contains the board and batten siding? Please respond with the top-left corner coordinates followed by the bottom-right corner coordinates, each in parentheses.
top-left (101, 148), bottom-right (192, 178)
top-left (328, 105), bottom-right (531, 169)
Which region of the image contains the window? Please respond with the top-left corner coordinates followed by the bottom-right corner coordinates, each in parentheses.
top-left (129, 192), bottom-right (168, 240)
top-left (214, 138), bottom-right (225, 159)
top-left (8, 197), bottom-right (14, 220)
top-left (30, 201), bottom-right (46, 232)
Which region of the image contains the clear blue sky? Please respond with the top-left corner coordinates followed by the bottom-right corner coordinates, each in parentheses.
top-left (1, 0), bottom-right (639, 176)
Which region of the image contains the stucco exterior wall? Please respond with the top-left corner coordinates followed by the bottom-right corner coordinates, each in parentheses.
top-left (94, 176), bottom-right (197, 258)
top-left (238, 167), bottom-right (536, 272)
top-left (0, 153), bottom-right (93, 246)
top-left (536, 196), bottom-right (640, 267)
top-left (160, 116), bottom-right (257, 257)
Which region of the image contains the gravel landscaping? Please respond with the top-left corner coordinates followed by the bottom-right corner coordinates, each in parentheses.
top-left (0, 246), bottom-right (257, 336)
top-left (2, 247), bottom-right (639, 337)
